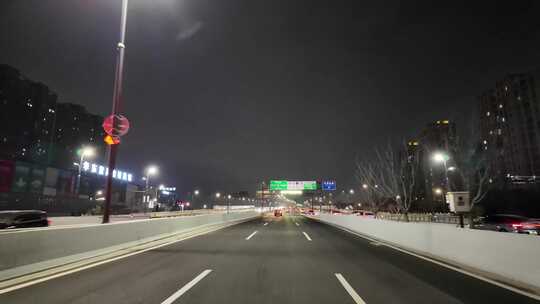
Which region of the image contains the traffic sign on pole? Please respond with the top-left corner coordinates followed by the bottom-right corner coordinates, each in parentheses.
top-left (102, 114), bottom-right (130, 137)
top-left (104, 135), bottom-right (121, 145)
top-left (322, 180), bottom-right (337, 191)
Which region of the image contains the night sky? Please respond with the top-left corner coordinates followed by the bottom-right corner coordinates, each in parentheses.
top-left (1, 0), bottom-right (540, 195)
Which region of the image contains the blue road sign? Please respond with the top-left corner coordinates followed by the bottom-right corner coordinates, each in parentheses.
top-left (322, 180), bottom-right (336, 191)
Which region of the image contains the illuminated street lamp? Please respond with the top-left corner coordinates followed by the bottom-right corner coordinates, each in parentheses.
top-left (144, 165), bottom-right (158, 206)
top-left (432, 152), bottom-right (450, 198)
top-left (227, 194), bottom-right (232, 214)
top-left (75, 146), bottom-right (94, 195)
top-left (102, 0), bottom-right (129, 224)
top-left (189, 189), bottom-right (200, 209)
top-left (432, 152), bottom-right (448, 164)
top-left (349, 189), bottom-right (355, 195)
top-left (145, 166), bottom-right (158, 190)
top-left (362, 184), bottom-right (368, 189)
top-left (434, 188), bottom-right (443, 195)
top-left (215, 192), bottom-right (221, 198)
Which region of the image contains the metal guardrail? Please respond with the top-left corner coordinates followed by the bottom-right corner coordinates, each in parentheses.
top-left (376, 212), bottom-right (460, 224)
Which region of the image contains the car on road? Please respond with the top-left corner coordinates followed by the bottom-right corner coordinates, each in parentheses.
top-left (0, 210), bottom-right (49, 229)
top-left (515, 219), bottom-right (540, 235)
top-left (274, 209), bottom-right (282, 217)
top-left (473, 214), bottom-right (528, 233)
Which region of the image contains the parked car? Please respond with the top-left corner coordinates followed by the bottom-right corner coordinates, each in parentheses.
top-left (473, 214), bottom-right (528, 233)
top-left (0, 210), bottom-right (49, 229)
top-left (515, 219), bottom-right (540, 235)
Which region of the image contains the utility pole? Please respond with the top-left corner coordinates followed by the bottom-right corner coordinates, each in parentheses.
top-left (103, 0), bottom-right (129, 224)
top-left (261, 181), bottom-right (266, 212)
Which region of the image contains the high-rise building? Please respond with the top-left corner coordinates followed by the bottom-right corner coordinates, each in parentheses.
top-left (478, 70), bottom-right (540, 182)
top-left (0, 64), bottom-right (57, 164)
top-left (52, 103), bottom-right (105, 169)
top-left (0, 65), bottom-right (105, 170)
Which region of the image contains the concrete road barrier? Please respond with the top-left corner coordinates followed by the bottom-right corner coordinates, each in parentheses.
top-left (0, 211), bottom-right (259, 281)
top-left (311, 214), bottom-right (540, 295)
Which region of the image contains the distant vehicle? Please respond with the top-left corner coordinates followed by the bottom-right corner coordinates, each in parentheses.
top-left (515, 219), bottom-right (540, 235)
top-left (0, 210), bottom-right (49, 229)
top-left (473, 214), bottom-right (528, 233)
top-left (274, 209), bottom-right (282, 217)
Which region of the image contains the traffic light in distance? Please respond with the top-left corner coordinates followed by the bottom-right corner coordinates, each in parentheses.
top-left (104, 135), bottom-right (120, 145)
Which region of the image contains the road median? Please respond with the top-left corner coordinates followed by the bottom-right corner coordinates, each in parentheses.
top-left (0, 211), bottom-right (259, 291)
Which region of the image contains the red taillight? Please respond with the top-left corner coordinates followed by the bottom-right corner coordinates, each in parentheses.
top-left (47, 219), bottom-right (52, 226)
top-left (512, 223), bottom-right (523, 228)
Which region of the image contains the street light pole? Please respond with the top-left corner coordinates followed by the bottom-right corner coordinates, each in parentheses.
top-left (433, 152), bottom-right (451, 204)
top-left (103, 0), bottom-right (129, 224)
top-left (443, 159), bottom-right (450, 192)
top-left (75, 147), bottom-right (94, 195)
top-left (76, 153), bottom-right (86, 195)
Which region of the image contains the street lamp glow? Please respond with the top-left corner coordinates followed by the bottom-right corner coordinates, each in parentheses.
top-left (81, 146), bottom-right (94, 157)
top-left (194, 190), bottom-right (200, 196)
top-left (349, 189), bottom-right (355, 195)
top-left (362, 184), bottom-right (368, 189)
top-left (75, 145), bottom-right (95, 195)
top-left (432, 152), bottom-right (448, 163)
top-left (215, 192), bottom-right (221, 198)
top-left (434, 188), bottom-right (443, 195)
top-left (96, 190), bottom-right (103, 196)
top-left (146, 165), bottom-right (158, 176)
top-left (227, 194), bottom-right (232, 199)
top-left (448, 166), bottom-right (456, 171)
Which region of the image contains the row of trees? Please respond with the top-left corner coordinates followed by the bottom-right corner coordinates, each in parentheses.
top-left (355, 138), bottom-right (490, 225)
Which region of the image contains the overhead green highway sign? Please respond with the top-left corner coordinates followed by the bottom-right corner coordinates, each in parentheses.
top-left (269, 180), bottom-right (317, 191)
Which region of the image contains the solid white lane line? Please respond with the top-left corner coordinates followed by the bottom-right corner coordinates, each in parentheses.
top-left (369, 241), bottom-right (382, 246)
top-left (161, 269), bottom-right (212, 304)
top-left (302, 231), bottom-right (312, 241)
top-left (246, 231), bottom-right (258, 240)
top-left (0, 219), bottom-right (251, 295)
top-left (264, 222), bottom-right (269, 226)
top-left (314, 219), bottom-right (540, 302)
top-left (335, 273), bottom-right (367, 304)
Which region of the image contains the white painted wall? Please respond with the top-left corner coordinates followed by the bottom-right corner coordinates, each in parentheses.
top-left (312, 214), bottom-right (540, 294)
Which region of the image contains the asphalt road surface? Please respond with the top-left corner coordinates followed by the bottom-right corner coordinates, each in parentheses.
top-left (1, 215), bottom-right (537, 303)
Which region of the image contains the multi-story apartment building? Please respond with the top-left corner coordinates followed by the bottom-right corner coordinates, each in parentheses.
top-left (479, 70), bottom-right (540, 183)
